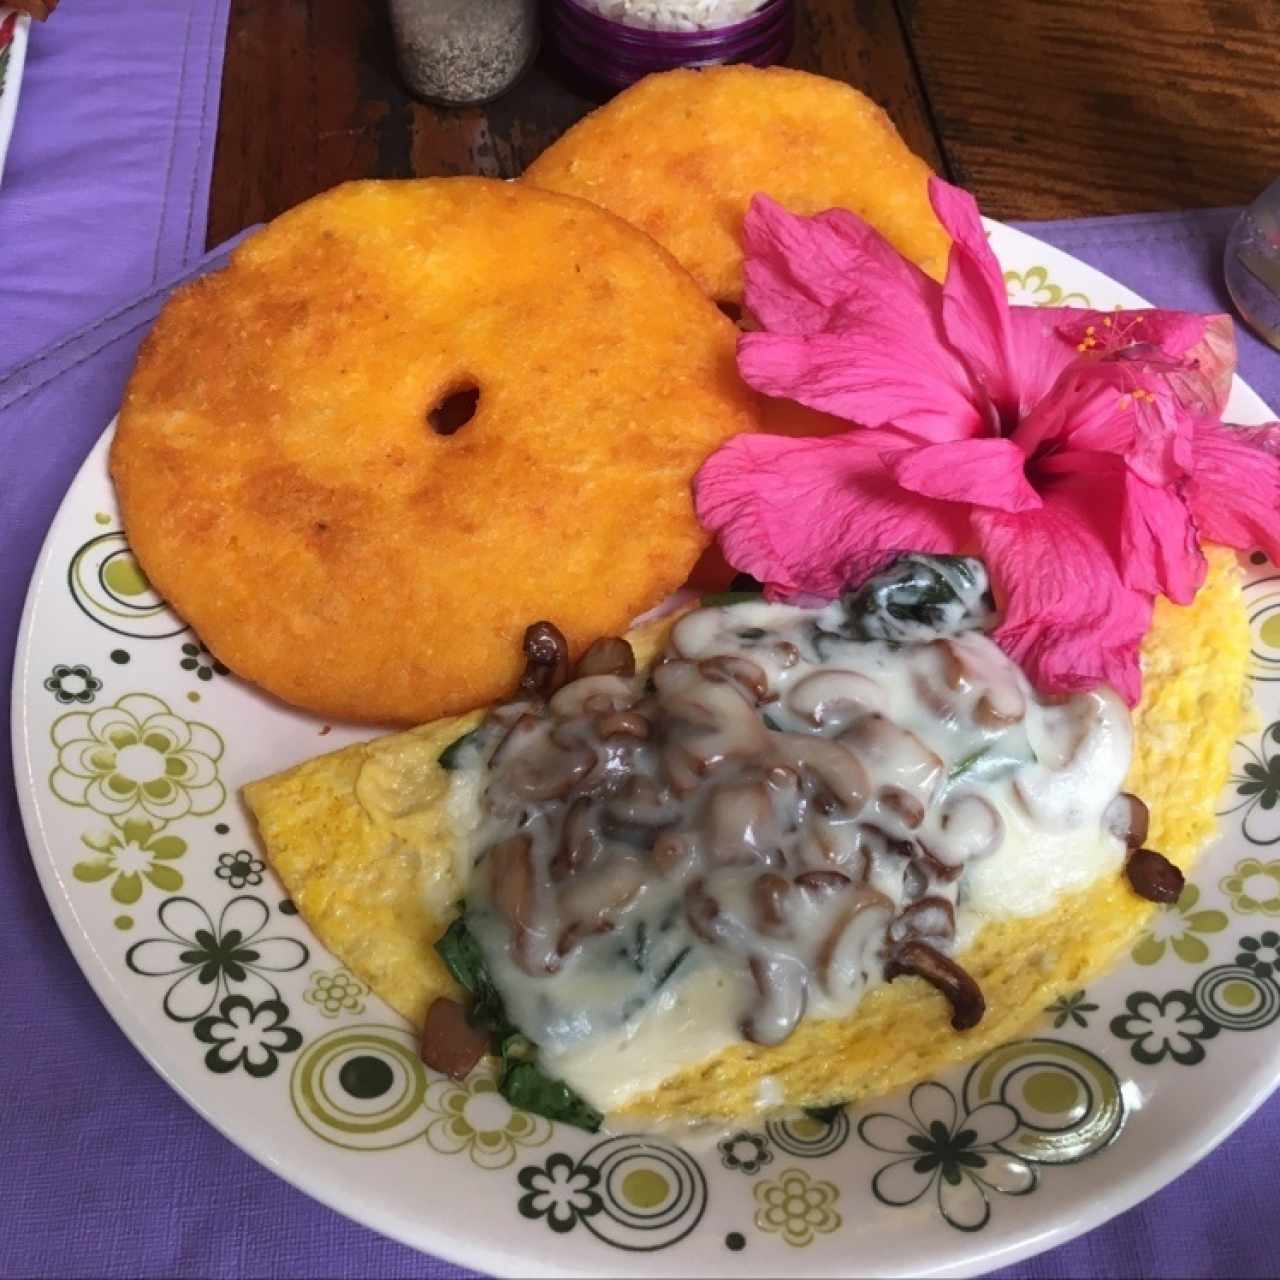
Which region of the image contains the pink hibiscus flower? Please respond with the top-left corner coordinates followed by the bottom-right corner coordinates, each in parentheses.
top-left (694, 179), bottom-right (1280, 705)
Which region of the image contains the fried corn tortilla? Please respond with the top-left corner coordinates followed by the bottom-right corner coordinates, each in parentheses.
top-left (524, 65), bottom-right (951, 307)
top-left (244, 549), bottom-right (1249, 1122)
top-left (524, 65), bottom-right (948, 440)
top-left (112, 178), bottom-right (758, 727)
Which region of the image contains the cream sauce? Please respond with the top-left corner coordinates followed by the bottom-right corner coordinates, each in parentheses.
top-left (453, 580), bottom-right (1132, 1111)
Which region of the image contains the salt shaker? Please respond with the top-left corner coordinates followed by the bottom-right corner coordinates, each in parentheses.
top-left (389, 0), bottom-right (539, 106)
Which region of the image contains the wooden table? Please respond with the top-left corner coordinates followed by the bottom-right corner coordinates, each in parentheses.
top-left (209, 0), bottom-right (1280, 248)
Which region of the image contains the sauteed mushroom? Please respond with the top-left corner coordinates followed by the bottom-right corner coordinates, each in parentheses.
top-left (886, 940), bottom-right (985, 1030)
top-left (519, 621), bottom-right (570, 698)
top-left (575, 635), bottom-right (636, 679)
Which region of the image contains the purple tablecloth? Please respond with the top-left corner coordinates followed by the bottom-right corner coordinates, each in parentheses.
top-left (2, 57), bottom-right (1278, 1275)
top-left (0, 0), bottom-right (230, 371)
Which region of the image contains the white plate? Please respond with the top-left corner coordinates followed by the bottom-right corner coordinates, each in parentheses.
top-left (0, 8), bottom-right (29, 188)
top-left (12, 222), bottom-right (1280, 1278)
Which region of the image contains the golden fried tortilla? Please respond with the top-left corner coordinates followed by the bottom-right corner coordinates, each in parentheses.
top-left (112, 179), bottom-right (758, 726)
top-left (524, 65), bottom-right (951, 307)
top-left (244, 550), bottom-right (1249, 1122)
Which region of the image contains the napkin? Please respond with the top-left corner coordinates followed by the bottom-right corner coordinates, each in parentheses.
top-left (0, 0), bottom-right (231, 373)
top-left (1, 211), bottom-right (1277, 1280)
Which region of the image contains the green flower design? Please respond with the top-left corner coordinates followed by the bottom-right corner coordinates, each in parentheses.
top-left (423, 1068), bottom-right (551, 1169)
top-left (126, 895), bottom-right (308, 1021)
top-left (193, 995), bottom-right (302, 1077)
top-left (1109, 990), bottom-right (1219, 1065)
top-left (718, 1130), bottom-right (773, 1175)
top-left (216, 849), bottom-right (264, 890)
top-left (517, 1153), bottom-right (602, 1233)
top-left (1131, 883), bottom-right (1228, 965)
top-left (1237, 931), bottom-right (1280, 981)
top-left (303, 968), bottom-right (368, 1019)
top-left (1044, 989), bottom-right (1098, 1029)
top-left (1003, 266), bottom-right (1089, 308)
top-left (44, 663), bottom-right (102, 705)
top-left (753, 1167), bottom-right (841, 1247)
top-left (1219, 725), bottom-right (1280, 847)
top-left (72, 818), bottom-right (185, 904)
top-left (1220, 858), bottom-right (1280, 914)
top-left (179, 641), bottom-right (229, 682)
top-left (50, 692), bottom-right (225, 825)
top-left (858, 1081), bottom-right (1035, 1232)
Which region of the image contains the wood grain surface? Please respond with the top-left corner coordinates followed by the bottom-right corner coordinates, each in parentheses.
top-left (209, 0), bottom-right (1280, 246)
top-left (902, 0), bottom-right (1280, 219)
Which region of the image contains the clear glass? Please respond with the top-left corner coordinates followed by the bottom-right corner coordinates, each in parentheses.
top-left (1225, 177), bottom-right (1280, 352)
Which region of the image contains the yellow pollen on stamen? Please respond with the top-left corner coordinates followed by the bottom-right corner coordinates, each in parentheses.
top-left (1085, 325), bottom-right (1096, 335)
top-left (1103, 316), bottom-right (1113, 327)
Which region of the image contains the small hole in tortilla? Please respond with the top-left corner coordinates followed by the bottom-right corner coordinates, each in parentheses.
top-left (429, 385), bottom-right (480, 436)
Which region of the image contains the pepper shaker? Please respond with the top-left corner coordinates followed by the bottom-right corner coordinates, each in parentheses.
top-left (389, 0), bottom-right (539, 107)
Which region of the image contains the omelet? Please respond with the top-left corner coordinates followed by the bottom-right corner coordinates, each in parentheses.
top-left (244, 549), bottom-right (1249, 1122)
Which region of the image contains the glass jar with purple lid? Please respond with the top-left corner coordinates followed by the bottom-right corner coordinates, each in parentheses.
top-left (546, 0), bottom-right (794, 92)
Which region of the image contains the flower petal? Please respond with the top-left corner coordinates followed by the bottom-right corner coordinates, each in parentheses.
top-left (125, 937), bottom-right (195, 978)
top-left (218, 895), bottom-right (270, 945)
top-left (1186, 420), bottom-right (1280, 563)
top-left (1005, 305), bottom-right (1084, 414)
top-left (969, 1150), bottom-right (1037, 1197)
top-left (959, 1101), bottom-right (1020, 1148)
top-left (932, 178), bottom-right (1019, 426)
top-left (111, 872), bottom-right (142, 905)
top-left (871, 1156), bottom-right (934, 1206)
top-left (975, 500), bottom-right (1153, 704)
top-left (936, 1169), bottom-right (990, 1232)
top-left (742, 193), bottom-right (941, 335)
top-left (1176, 314), bottom-right (1237, 416)
top-left (694, 430), bottom-right (971, 599)
top-left (1045, 449), bottom-right (1207, 604)
top-left (1117, 469), bottom-right (1204, 604)
top-left (162, 966), bottom-right (221, 1022)
top-left (245, 935), bottom-right (309, 974)
top-left (72, 859), bottom-right (114, 884)
top-left (908, 1081), bottom-right (958, 1136)
top-left (737, 194), bottom-right (984, 441)
top-left (738, 331), bottom-right (985, 443)
top-left (1132, 934), bottom-right (1165, 965)
top-left (887, 437), bottom-right (1042, 513)
top-left (145, 864), bottom-right (184, 893)
top-left (156, 895), bottom-right (212, 944)
top-left (858, 1112), bottom-right (925, 1156)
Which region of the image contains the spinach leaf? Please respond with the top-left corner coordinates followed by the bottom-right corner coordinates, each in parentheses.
top-left (842, 554), bottom-right (994, 644)
top-left (503, 1060), bottom-right (604, 1133)
top-left (437, 726), bottom-right (486, 771)
top-left (434, 916), bottom-right (603, 1132)
top-left (435, 916), bottom-right (506, 1032)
